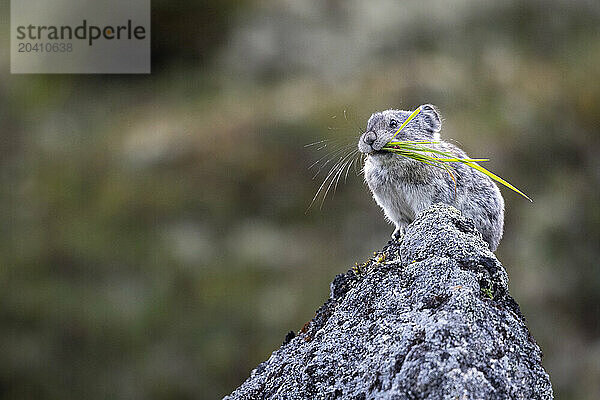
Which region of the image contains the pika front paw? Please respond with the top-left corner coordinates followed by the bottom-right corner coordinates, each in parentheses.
top-left (391, 226), bottom-right (405, 241)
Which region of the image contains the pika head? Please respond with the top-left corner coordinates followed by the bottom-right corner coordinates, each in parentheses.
top-left (358, 104), bottom-right (442, 154)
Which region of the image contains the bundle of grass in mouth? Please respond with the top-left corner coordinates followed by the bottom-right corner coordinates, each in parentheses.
top-left (381, 107), bottom-right (532, 201)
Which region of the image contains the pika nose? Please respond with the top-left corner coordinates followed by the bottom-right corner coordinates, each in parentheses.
top-left (363, 131), bottom-right (377, 146)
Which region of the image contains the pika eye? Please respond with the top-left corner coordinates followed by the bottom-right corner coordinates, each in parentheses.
top-left (389, 119), bottom-right (398, 129)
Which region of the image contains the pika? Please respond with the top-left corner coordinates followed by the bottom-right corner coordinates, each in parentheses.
top-left (358, 104), bottom-right (505, 251)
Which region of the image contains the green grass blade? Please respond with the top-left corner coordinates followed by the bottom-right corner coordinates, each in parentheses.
top-left (387, 140), bottom-right (438, 146)
top-left (385, 143), bottom-right (488, 163)
top-left (464, 161), bottom-right (532, 202)
top-left (435, 158), bottom-right (489, 162)
top-left (380, 139), bottom-right (531, 202)
top-left (391, 107), bottom-right (422, 141)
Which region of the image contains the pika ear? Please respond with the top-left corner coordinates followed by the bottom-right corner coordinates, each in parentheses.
top-left (419, 104), bottom-right (442, 135)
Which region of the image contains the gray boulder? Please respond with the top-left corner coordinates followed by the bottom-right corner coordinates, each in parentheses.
top-left (225, 204), bottom-right (553, 400)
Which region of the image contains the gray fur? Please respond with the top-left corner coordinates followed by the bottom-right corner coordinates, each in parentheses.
top-left (358, 104), bottom-right (505, 251)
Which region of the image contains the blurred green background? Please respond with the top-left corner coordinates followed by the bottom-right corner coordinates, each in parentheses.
top-left (1, 0), bottom-right (599, 399)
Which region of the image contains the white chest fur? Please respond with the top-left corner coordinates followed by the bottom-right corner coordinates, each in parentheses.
top-left (364, 156), bottom-right (434, 225)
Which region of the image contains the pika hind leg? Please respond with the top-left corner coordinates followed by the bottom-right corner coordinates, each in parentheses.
top-left (391, 224), bottom-right (405, 241)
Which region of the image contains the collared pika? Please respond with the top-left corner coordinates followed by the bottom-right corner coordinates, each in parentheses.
top-left (358, 104), bottom-right (505, 251)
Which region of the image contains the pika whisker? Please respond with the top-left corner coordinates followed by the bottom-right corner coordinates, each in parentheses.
top-left (309, 143), bottom-right (356, 179)
top-left (305, 108), bottom-right (365, 212)
top-left (319, 149), bottom-right (358, 209)
top-left (304, 139), bottom-right (330, 148)
top-left (306, 147), bottom-right (357, 212)
top-left (332, 150), bottom-right (358, 197)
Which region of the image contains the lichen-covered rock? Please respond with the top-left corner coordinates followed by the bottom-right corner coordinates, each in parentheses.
top-left (225, 204), bottom-right (553, 400)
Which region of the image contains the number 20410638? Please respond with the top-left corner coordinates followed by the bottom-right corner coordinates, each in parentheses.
top-left (18, 42), bottom-right (73, 52)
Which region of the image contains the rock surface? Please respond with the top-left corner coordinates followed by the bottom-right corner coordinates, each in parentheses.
top-left (225, 204), bottom-right (553, 400)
